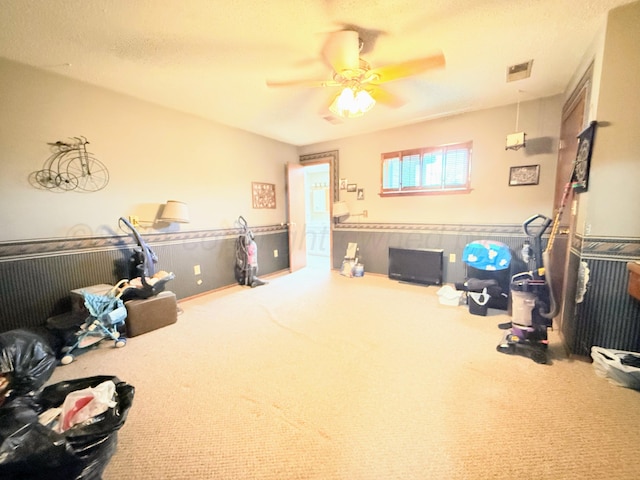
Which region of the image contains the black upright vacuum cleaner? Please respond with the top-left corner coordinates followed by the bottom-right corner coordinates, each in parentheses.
top-left (118, 217), bottom-right (175, 300)
top-left (497, 214), bottom-right (553, 364)
top-left (234, 216), bottom-right (266, 288)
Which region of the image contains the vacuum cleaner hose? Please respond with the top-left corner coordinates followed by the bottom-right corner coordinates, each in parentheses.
top-left (540, 250), bottom-right (558, 319)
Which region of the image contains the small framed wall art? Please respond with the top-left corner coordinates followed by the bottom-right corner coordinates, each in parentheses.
top-left (509, 164), bottom-right (540, 186)
top-left (252, 182), bottom-right (276, 209)
top-left (572, 120), bottom-right (597, 194)
top-left (346, 183), bottom-right (357, 192)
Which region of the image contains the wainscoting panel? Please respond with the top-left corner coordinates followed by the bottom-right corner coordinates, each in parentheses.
top-left (0, 226), bottom-right (289, 332)
top-left (333, 223), bottom-right (534, 285)
top-left (333, 223), bottom-right (640, 357)
top-left (0, 249), bottom-right (131, 331)
top-left (560, 251), bottom-right (582, 354)
top-left (6, 220), bottom-right (637, 358)
top-left (573, 259), bottom-right (640, 357)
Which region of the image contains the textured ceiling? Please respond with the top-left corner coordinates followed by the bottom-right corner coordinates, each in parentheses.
top-left (0, 0), bottom-right (634, 146)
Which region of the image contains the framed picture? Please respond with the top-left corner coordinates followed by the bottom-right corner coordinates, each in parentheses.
top-left (509, 165), bottom-right (540, 186)
top-left (346, 183), bottom-right (357, 192)
top-left (572, 120), bottom-right (597, 194)
top-left (340, 178), bottom-right (348, 190)
top-left (252, 182), bottom-right (276, 209)
top-left (357, 188), bottom-right (364, 200)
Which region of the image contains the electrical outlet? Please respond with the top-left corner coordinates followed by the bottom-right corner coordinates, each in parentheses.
top-left (449, 253), bottom-right (456, 263)
top-left (273, 249), bottom-right (278, 258)
top-left (193, 265), bottom-right (201, 275)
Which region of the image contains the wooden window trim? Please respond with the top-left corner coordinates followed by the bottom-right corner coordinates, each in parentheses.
top-left (380, 141), bottom-right (472, 197)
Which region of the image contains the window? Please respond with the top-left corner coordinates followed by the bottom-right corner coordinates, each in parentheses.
top-left (380, 141), bottom-right (472, 196)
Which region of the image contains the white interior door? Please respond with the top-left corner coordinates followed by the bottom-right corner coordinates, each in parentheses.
top-left (286, 163), bottom-right (306, 272)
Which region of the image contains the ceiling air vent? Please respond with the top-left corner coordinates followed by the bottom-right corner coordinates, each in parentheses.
top-left (507, 60), bottom-right (533, 82)
top-left (322, 114), bottom-right (344, 125)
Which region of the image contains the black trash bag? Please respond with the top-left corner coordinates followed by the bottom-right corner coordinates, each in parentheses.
top-left (0, 375), bottom-right (135, 480)
top-left (0, 329), bottom-right (57, 400)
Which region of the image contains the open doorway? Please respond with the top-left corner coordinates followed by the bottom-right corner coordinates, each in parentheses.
top-left (303, 163), bottom-right (331, 270)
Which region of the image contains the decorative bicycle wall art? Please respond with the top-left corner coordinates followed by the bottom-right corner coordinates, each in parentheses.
top-left (29, 137), bottom-right (109, 192)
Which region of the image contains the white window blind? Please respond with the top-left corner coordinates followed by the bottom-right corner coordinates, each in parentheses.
top-left (381, 142), bottom-right (472, 195)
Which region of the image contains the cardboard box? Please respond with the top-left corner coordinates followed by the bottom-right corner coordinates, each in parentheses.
top-left (70, 284), bottom-right (113, 314)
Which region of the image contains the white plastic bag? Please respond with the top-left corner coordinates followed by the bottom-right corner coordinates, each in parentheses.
top-left (591, 346), bottom-right (640, 390)
top-left (55, 380), bottom-right (117, 432)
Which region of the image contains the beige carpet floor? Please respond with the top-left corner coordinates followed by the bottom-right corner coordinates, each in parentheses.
top-left (47, 264), bottom-right (640, 479)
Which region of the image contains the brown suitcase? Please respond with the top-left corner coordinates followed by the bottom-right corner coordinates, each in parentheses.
top-left (124, 291), bottom-right (178, 337)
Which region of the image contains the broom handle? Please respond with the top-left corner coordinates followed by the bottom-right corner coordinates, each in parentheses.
top-left (539, 161), bottom-right (576, 319)
top-left (546, 180), bottom-right (572, 253)
top-left (545, 158), bottom-right (577, 255)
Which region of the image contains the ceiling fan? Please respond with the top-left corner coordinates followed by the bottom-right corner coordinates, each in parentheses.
top-left (266, 30), bottom-right (446, 118)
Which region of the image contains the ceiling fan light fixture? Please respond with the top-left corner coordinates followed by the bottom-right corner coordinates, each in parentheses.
top-left (355, 89), bottom-right (375, 112)
top-left (329, 86), bottom-right (376, 118)
top-left (329, 87), bottom-right (356, 117)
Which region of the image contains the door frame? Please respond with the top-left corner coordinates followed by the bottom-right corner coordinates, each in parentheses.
top-left (299, 150), bottom-right (340, 267)
top-left (299, 150), bottom-right (339, 204)
top-left (555, 64), bottom-right (592, 342)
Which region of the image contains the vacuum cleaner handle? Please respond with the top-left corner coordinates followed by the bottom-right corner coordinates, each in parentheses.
top-left (522, 214), bottom-right (553, 238)
top-left (119, 217), bottom-right (157, 276)
top-left (237, 215), bottom-right (254, 240)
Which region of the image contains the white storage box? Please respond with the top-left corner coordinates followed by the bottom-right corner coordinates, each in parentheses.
top-left (437, 285), bottom-right (464, 306)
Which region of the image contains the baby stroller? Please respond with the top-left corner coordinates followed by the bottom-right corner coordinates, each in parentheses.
top-left (59, 283), bottom-right (128, 365)
top-left (59, 218), bottom-right (175, 365)
top-left (496, 214), bottom-right (553, 364)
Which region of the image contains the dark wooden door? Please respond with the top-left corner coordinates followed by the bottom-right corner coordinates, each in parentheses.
top-left (550, 81), bottom-right (587, 334)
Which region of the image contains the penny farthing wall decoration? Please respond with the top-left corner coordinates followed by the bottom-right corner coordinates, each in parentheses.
top-left (29, 137), bottom-right (109, 192)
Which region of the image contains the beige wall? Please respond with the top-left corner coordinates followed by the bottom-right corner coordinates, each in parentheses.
top-left (567, 14), bottom-right (606, 237)
top-left (583, 0), bottom-right (640, 238)
top-left (0, 58), bottom-right (297, 242)
top-left (300, 96), bottom-right (562, 225)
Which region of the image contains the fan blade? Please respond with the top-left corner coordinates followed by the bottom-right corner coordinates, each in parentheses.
top-left (367, 85), bottom-right (406, 109)
top-left (266, 78), bottom-right (341, 88)
top-left (321, 30), bottom-right (361, 74)
top-left (367, 53), bottom-right (445, 84)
